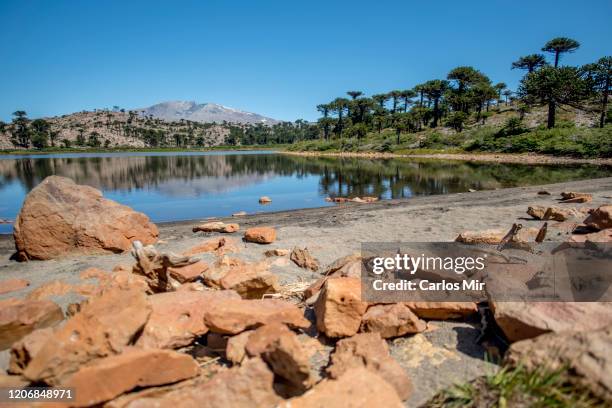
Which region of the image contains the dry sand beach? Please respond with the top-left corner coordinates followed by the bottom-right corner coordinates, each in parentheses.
top-left (1, 176), bottom-right (611, 406)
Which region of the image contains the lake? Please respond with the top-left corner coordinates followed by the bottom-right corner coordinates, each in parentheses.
top-left (0, 151), bottom-right (610, 234)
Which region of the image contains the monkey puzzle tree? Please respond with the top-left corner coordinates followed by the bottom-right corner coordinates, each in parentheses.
top-left (400, 89), bottom-right (416, 112)
top-left (387, 90), bottom-right (403, 113)
top-left (330, 98), bottom-right (350, 138)
top-left (447, 66), bottom-right (489, 113)
top-left (316, 104), bottom-right (332, 139)
top-left (582, 56), bottom-right (611, 128)
top-left (422, 80), bottom-right (449, 128)
top-left (11, 111), bottom-right (30, 147)
top-left (518, 66), bottom-right (586, 128)
top-left (346, 91), bottom-right (363, 100)
top-left (511, 54), bottom-right (547, 73)
top-left (542, 37), bottom-right (580, 67)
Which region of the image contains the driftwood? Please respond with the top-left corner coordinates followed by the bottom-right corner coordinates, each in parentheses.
top-left (131, 241), bottom-right (198, 292)
top-left (496, 223), bottom-right (522, 252)
top-left (535, 222), bottom-right (548, 243)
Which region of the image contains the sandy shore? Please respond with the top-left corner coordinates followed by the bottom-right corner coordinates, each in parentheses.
top-left (284, 150), bottom-right (612, 165)
top-left (1, 177), bottom-right (611, 405)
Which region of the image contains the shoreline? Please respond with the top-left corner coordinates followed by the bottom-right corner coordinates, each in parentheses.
top-left (283, 150), bottom-right (612, 165)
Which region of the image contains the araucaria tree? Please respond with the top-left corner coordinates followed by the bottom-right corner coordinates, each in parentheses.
top-left (542, 37), bottom-right (580, 67)
top-left (583, 56), bottom-right (612, 127)
top-left (519, 66), bottom-right (586, 128)
top-left (511, 54), bottom-right (547, 73)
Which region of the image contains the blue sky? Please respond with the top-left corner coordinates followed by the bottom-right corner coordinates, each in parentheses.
top-left (1, 0), bottom-right (611, 122)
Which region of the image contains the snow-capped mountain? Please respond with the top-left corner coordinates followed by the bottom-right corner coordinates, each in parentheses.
top-left (139, 101), bottom-right (279, 125)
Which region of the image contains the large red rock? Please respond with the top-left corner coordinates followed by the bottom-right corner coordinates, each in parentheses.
top-left (0, 278), bottom-right (30, 295)
top-left (202, 298), bottom-right (309, 335)
top-left (124, 357), bottom-right (281, 408)
top-left (404, 301), bottom-right (479, 320)
top-left (243, 227), bottom-right (276, 244)
top-left (245, 323), bottom-right (312, 392)
top-left (491, 301), bottom-right (612, 343)
top-left (327, 332), bottom-right (412, 401)
top-left (23, 286), bottom-right (151, 384)
top-left (314, 277), bottom-right (368, 338)
top-left (280, 367), bottom-right (403, 408)
top-left (202, 258), bottom-right (279, 299)
top-left (13, 176), bottom-right (158, 260)
top-left (584, 205), bottom-right (612, 230)
top-left (8, 327), bottom-right (52, 374)
top-left (506, 327), bottom-right (612, 403)
top-left (167, 261), bottom-right (208, 283)
top-left (361, 303), bottom-right (426, 338)
top-left (64, 348), bottom-right (199, 407)
top-left (0, 298), bottom-right (63, 350)
top-left (136, 290), bottom-right (240, 349)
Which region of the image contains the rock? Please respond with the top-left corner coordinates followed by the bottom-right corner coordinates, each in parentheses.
top-left (560, 191), bottom-right (592, 203)
top-left (202, 258), bottom-right (279, 299)
top-left (23, 286), bottom-right (151, 384)
top-left (314, 277), bottom-right (368, 338)
top-left (8, 327), bottom-right (53, 374)
top-left (25, 280), bottom-right (74, 300)
top-left (584, 205), bottom-right (612, 230)
top-left (64, 348), bottom-right (199, 407)
top-left (167, 260), bottom-right (208, 283)
top-left (259, 196), bottom-right (272, 204)
top-left (13, 176), bottom-right (158, 261)
top-left (305, 256), bottom-right (362, 300)
top-left (537, 190), bottom-right (551, 195)
top-left (0, 298), bottom-right (63, 350)
top-left (0, 278), bottom-right (30, 295)
top-left (226, 330), bottom-right (254, 364)
top-left (264, 248), bottom-right (289, 257)
top-left (126, 357), bottom-right (281, 408)
top-left (527, 205), bottom-right (574, 221)
top-left (361, 303), bottom-right (426, 338)
top-left (192, 221), bottom-right (239, 234)
top-left (245, 323), bottom-right (312, 393)
top-left (455, 227), bottom-right (538, 245)
top-left (79, 267), bottom-right (109, 281)
top-left (326, 332), bottom-right (412, 401)
top-left (324, 253), bottom-right (361, 276)
top-left (468, 188), bottom-right (477, 193)
top-left (182, 237), bottom-right (237, 256)
top-left (505, 327), bottom-right (612, 403)
top-left (403, 301), bottom-right (478, 320)
top-left (0, 372), bottom-right (29, 388)
top-left (233, 211), bottom-right (247, 217)
top-left (136, 290), bottom-right (240, 349)
top-left (569, 229), bottom-right (612, 243)
top-left (202, 298), bottom-right (309, 335)
top-left (490, 301), bottom-right (612, 343)
top-left (243, 227), bottom-right (276, 244)
top-left (290, 247), bottom-right (319, 271)
top-left (280, 367), bottom-right (403, 408)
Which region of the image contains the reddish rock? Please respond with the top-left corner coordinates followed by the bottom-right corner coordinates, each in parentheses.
top-left (404, 301), bottom-right (478, 320)
top-left (245, 323), bottom-right (312, 392)
top-left (243, 227), bottom-right (276, 244)
top-left (281, 367), bottom-right (403, 408)
top-left (327, 332), bottom-right (412, 401)
top-left (202, 298), bottom-right (309, 335)
top-left (13, 176), bottom-right (158, 261)
top-left (527, 205), bottom-right (575, 221)
top-left (259, 196), bottom-right (272, 204)
top-left (264, 248), bottom-right (289, 257)
top-left (9, 327), bottom-right (53, 374)
top-left (79, 267), bottom-right (109, 281)
top-left (0, 298), bottom-right (63, 350)
top-left (304, 256), bottom-right (362, 300)
top-left (193, 221), bottom-right (239, 234)
top-left (23, 286), bottom-right (151, 384)
top-left (136, 290), bottom-right (240, 349)
top-left (584, 205), bottom-right (612, 230)
top-left (361, 303), bottom-right (426, 338)
top-left (290, 247), bottom-right (319, 271)
top-left (314, 277), bottom-right (368, 338)
top-left (182, 237), bottom-right (237, 256)
top-left (203, 258), bottom-right (279, 299)
top-left (125, 357), bottom-right (281, 408)
top-left (560, 191), bottom-right (592, 203)
top-left (25, 280), bottom-right (74, 300)
top-left (167, 260), bottom-right (208, 283)
top-left (455, 227), bottom-right (538, 245)
top-left (491, 301), bottom-right (612, 343)
top-left (226, 330), bottom-right (254, 364)
top-left (65, 347), bottom-right (199, 406)
top-left (0, 278), bottom-right (30, 295)
top-left (506, 327), bottom-right (612, 403)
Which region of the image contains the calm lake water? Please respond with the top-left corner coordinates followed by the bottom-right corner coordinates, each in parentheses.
top-left (1, 151), bottom-right (610, 234)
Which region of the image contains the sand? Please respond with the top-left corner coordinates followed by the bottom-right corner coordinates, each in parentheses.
top-left (1, 176), bottom-right (611, 405)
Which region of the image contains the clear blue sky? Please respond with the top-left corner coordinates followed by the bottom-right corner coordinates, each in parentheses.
top-left (1, 0), bottom-right (610, 122)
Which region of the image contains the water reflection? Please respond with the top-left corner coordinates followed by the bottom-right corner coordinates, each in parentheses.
top-left (0, 151), bottom-right (610, 233)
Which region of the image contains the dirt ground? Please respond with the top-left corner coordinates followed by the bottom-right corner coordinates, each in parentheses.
top-left (1, 176), bottom-right (611, 406)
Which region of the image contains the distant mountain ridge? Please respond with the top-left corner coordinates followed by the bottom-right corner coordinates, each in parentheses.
top-left (139, 101), bottom-right (279, 125)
